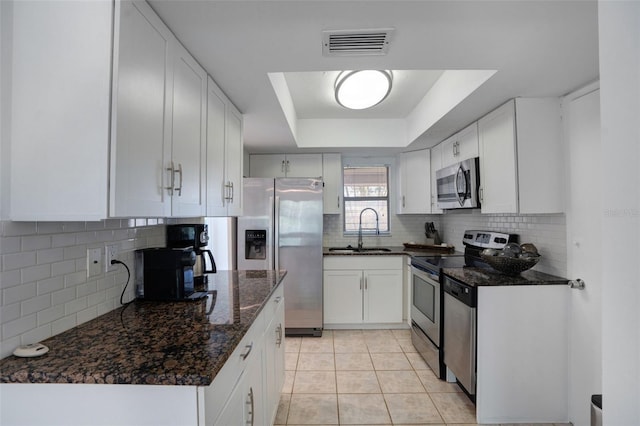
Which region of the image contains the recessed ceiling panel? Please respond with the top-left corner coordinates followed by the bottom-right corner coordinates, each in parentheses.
top-left (284, 69), bottom-right (444, 119)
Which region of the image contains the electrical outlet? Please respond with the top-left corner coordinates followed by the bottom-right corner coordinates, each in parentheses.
top-left (105, 244), bottom-right (119, 272)
top-left (87, 248), bottom-right (102, 278)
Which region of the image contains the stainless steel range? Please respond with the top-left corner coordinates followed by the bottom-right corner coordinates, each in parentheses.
top-left (410, 230), bottom-right (517, 380)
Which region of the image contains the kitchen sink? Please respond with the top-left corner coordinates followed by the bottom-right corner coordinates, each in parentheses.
top-left (328, 246), bottom-right (392, 253)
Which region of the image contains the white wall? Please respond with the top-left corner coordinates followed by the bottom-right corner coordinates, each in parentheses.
top-left (0, 219), bottom-right (166, 359)
top-left (599, 1), bottom-right (640, 424)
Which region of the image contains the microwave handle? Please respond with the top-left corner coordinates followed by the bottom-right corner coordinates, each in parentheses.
top-left (454, 165), bottom-right (465, 207)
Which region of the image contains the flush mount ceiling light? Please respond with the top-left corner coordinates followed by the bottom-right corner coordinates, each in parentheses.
top-left (334, 70), bottom-right (393, 110)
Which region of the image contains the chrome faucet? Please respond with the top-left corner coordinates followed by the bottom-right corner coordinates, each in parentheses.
top-left (357, 207), bottom-right (380, 249)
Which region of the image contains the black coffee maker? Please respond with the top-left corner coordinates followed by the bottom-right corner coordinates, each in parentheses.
top-left (167, 224), bottom-right (217, 287)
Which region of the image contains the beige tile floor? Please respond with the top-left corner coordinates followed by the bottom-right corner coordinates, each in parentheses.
top-left (275, 329), bottom-right (571, 426)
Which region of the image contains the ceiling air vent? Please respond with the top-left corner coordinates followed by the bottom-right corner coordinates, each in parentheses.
top-left (322, 28), bottom-right (395, 56)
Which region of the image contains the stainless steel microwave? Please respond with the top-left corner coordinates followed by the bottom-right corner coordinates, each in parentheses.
top-left (435, 157), bottom-right (480, 209)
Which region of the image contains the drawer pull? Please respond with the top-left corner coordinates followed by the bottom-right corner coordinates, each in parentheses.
top-left (240, 342), bottom-right (253, 360)
top-left (246, 387), bottom-right (254, 426)
top-left (276, 323), bottom-right (283, 347)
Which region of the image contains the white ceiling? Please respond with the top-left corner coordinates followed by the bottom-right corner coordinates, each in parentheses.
top-left (148, 0), bottom-right (599, 154)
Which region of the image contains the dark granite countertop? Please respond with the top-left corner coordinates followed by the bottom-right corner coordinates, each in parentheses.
top-left (442, 266), bottom-right (569, 287)
top-left (0, 270), bottom-right (286, 386)
top-left (323, 245), bottom-right (456, 257)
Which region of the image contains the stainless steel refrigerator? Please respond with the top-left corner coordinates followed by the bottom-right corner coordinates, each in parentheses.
top-left (237, 178), bottom-right (323, 336)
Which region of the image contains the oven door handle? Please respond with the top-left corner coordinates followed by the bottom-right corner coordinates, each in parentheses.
top-left (411, 265), bottom-right (439, 282)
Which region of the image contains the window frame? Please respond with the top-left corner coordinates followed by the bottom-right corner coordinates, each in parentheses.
top-left (341, 159), bottom-right (393, 236)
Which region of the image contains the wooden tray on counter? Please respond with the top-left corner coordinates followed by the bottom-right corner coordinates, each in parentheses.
top-left (403, 242), bottom-right (455, 253)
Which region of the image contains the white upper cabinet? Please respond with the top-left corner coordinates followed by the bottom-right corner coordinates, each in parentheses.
top-left (441, 122), bottom-right (479, 168)
top-left (250, 154), bottom-right (323, 178)
top-left (223, 105), bottom-right (244, 217)
top-left (478, 98), bottom-right (563, 214)
top-left (206, 78), bottom-right (244, 217)
top-left (109, 0), bottom-right (173, 218)
top-left (168, 42), bottom-right (207, 217)
top-left (111, 1), bottom-right (206, 218)
top-left (322, 153), bottom-right (342, 214)
top-left (397, 149), bottom-right (431, 214)
top-left (10, 0), bottom-right (113, 220)
top-left (10, 0), bottom-right (228, 220)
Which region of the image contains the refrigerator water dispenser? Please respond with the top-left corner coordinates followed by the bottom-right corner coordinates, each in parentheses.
top-left (245, 230), bottom-right (267, 259)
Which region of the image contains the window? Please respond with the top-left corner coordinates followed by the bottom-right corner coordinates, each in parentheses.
top-left (343, 166), bottom-right (389, 233)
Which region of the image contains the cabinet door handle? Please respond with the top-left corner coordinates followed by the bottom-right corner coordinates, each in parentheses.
top-left (281, 160), bottom-right (285, 173)
top-left (229, 181), bottom-right (234, 202)
top-left (240, 342), bottom-right (253, 360)
top-left (224, 181), bottom-right (232, 201)
top-left (246, 387), bottom-right (255, 426)
top-left (402, 195), bottom-right (405, 208)
top-left (165, 161), bottom-right (175, 195)
top-left (479, 187), bottom-right (484, 203)
top-left (360, 276), bottom-right (363, 290)
top-left (174, 163), bottom-right (183, 196)
top-left (274, 296), bottom-right (282, 304)
top-left (364, 277), bottom-right (368, 290)
top-left (276, 323), bottom-right (283, 346)
top-left (337, 196), bottom-right (340, 208)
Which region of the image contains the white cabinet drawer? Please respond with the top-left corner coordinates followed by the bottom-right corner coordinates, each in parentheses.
top-left (264, 284), bottom-right (285, 324)
top-left (324, 255), bottom-right (403, 270)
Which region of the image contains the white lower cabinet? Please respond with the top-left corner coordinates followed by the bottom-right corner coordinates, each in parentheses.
top-left (214, 341), bottom-right (264, 426)
top-left (324, 270), bottom-right (364, 324)
top-left (264, 297), bottom-right (286, 425)
top-left (323, 256), bottom-right (403, 326)
top-left (476, 285), bottom-right (569, 423)
top-left (208, 285), bottom-right (284, 426)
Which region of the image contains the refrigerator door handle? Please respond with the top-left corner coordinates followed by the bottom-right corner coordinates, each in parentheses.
top-left (274, 195), bottom-right (280, 270)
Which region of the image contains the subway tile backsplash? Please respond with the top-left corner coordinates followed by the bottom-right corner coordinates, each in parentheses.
top-left (1, 210), bottom-right (566, 359)
top-left (0, 219), bottom-right (168, 359)
top-left (324, 210), bottom-right (567, 276)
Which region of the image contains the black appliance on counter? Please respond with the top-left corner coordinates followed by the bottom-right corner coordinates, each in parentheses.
top-left (410, 230), bottom-right (518, 388)
top-left (135, 247), bottom-right (206, 301)
top-left (167, 224), bottom-right (217, 287)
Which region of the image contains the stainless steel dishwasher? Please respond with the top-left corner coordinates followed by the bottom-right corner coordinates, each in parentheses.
top-left (443, 274), bottom-right (477, 398)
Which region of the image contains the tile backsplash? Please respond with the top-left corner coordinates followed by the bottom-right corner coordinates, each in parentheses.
top-left (323, 214), bottom-right (439, 248)
top-left (0, 219), bottom-right (168, 359)
top-left (323, 209), bottom-right (567, 276)
top-left (1, 210), bottom-right (566, 359)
